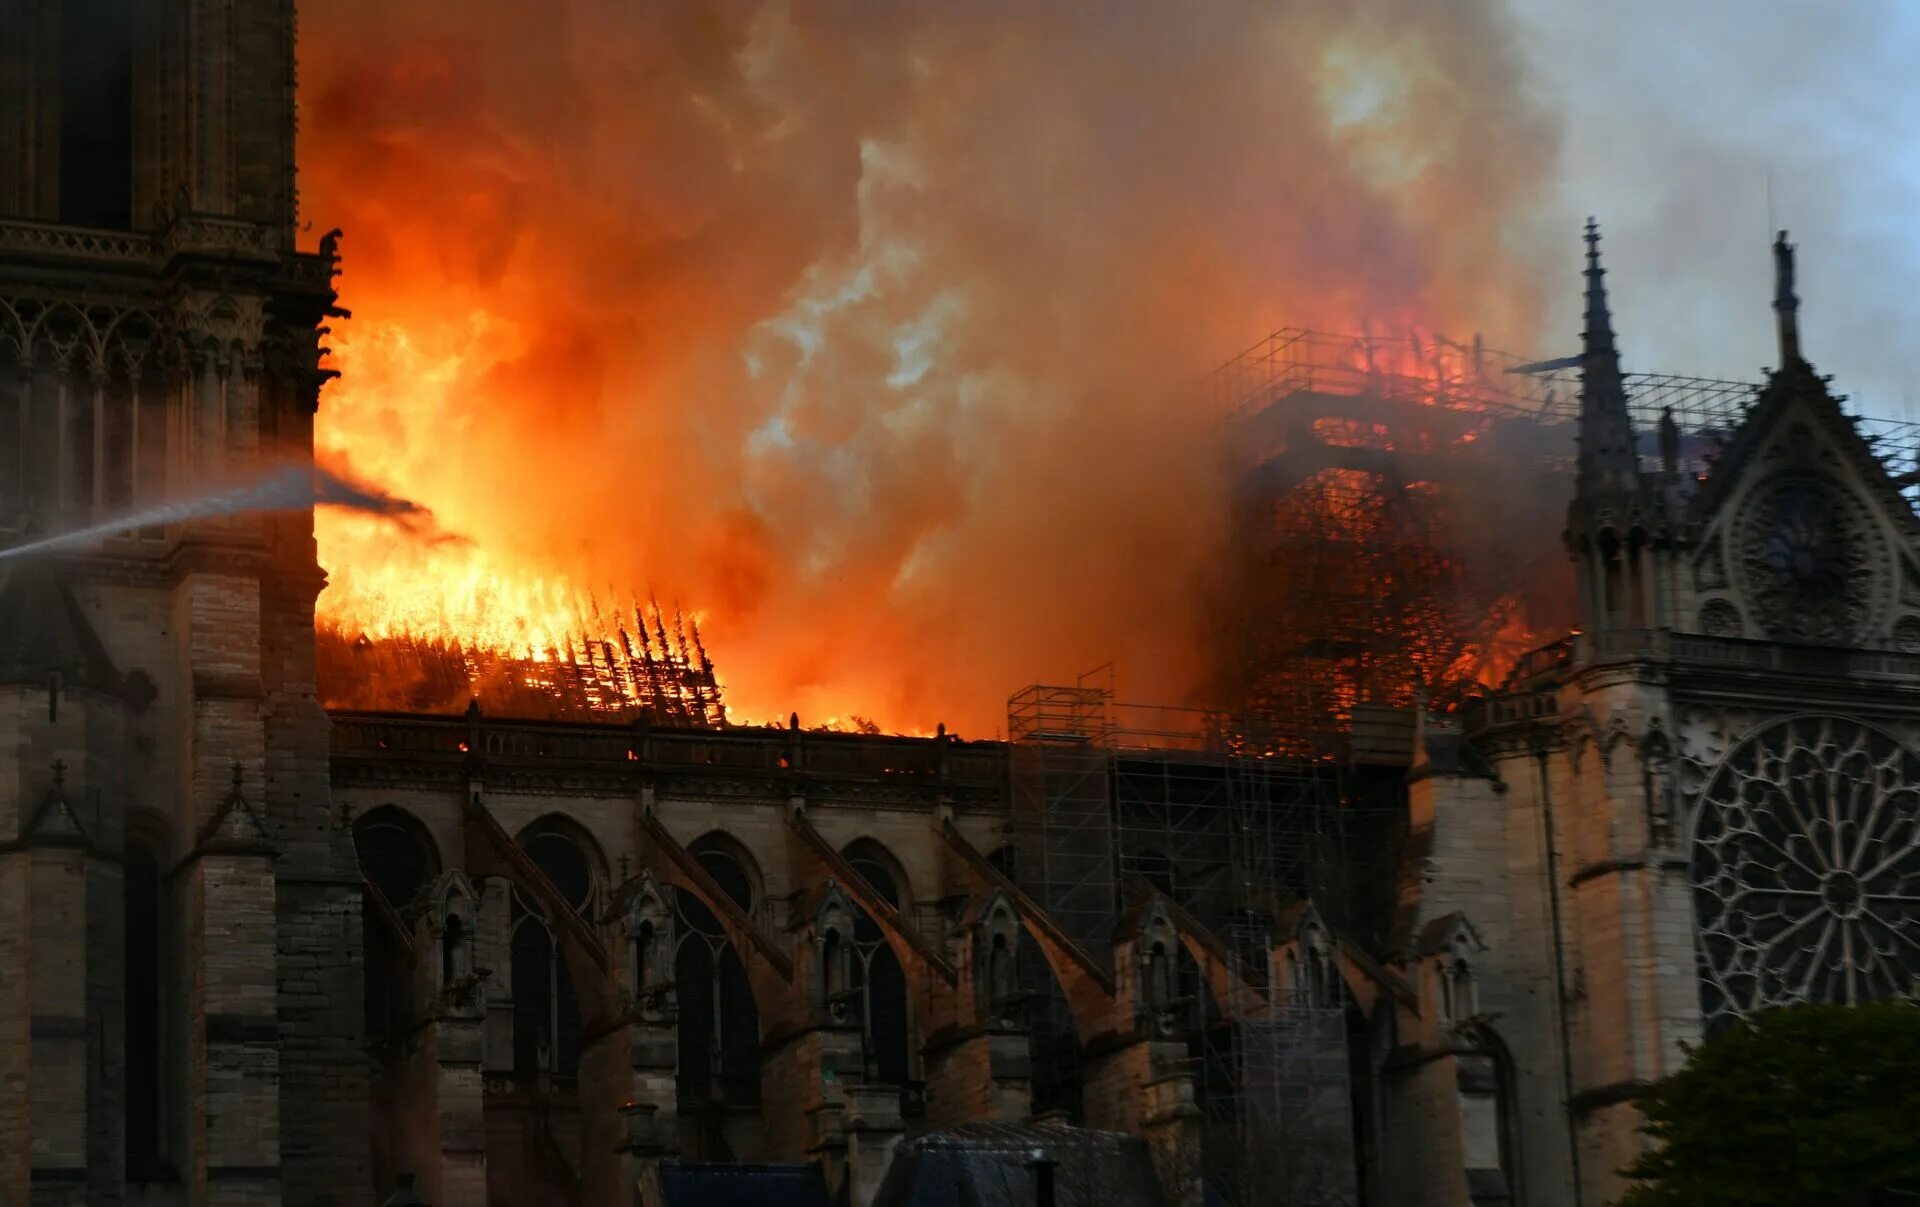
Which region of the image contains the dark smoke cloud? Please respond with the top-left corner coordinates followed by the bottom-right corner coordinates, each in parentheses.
top-left (299, 0), bottom-right (1559, 731)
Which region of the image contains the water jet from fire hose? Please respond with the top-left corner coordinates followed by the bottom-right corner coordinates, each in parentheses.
top-left (0, 465), bottom-right (454, 563)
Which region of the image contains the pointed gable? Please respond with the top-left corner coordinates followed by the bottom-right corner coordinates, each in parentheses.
top-left (1683, 234), bottom-right (1920, 649)
top-left (23, 762), bottom-right (93, 850)
top-left (192, 764), bottom-right (274, 856)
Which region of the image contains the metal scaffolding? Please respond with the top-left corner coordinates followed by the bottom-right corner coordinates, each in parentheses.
top-left (1007, 679), bottom-right (1388, 1205)
top-left (1207, 327), bottom-right (1920, 752)
top-left (999, 327), bottom-right (1920, 1202)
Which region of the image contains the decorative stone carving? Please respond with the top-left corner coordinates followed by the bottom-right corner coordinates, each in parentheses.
top-left (1693, 533), bottom-right (1729, 592)
top-left (1697, 598), bottom-right (1744, 638)
top-left (1135, 902), bottom-right (1183, 1039)
top-left (1641, 720), bottom-right (1675, 847)
top-left (623, 872), bottom-right (676, 1023)
top-left (432, 871), bottom-right (485, 1011)
top-left (1735, 472), bottom-right (1883, 644)
top-left (1692, 714), bottom-right (1920, 1030)
top-left (813, 882), bottom-right (858, 1024)
top-left (973, 894), bottom-right (1024, 1028)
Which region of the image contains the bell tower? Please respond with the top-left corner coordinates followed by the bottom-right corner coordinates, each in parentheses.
top-left (0, 4), bottom-right (364, 1204)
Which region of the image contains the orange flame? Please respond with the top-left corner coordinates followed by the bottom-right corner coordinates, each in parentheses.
top-left (298, 2), bottom-right (1560, 734)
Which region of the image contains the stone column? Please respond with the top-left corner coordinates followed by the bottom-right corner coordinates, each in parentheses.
top-left (27, 842), bottom-right (91, 1204)
top-left (174, 562), bottom-right (282, 1204)
top-left (189, 845), bottom-right (283, 1206)
top-left (577, 1022), bottom-right (635, 1207)
top-left (761, 1023), bottom-right (866, 1159)
top-left (433, 1011), bottom-right (488, 1204)
top-left (1142, 1071), bottom-right (1203, 1207)
top-left (842, 1084), bottom-right (905, 1207)
top-left (922, 1024), bottom-right (1031, 1127)
top-left (805, 1101), bottom-right (848, 1199)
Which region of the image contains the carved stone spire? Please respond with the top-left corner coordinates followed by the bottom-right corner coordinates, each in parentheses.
top-left (1578, 218), bottom-right (1638, 495)
top-left (1773, 229), bottom-right (1802, 368)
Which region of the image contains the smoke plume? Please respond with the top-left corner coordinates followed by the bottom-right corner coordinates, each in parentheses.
top-left (299, 1), bottom-right (1559, 732)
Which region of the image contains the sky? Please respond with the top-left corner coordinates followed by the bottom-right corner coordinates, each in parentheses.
top-left (1511, 0), bottom-right (1920, 415)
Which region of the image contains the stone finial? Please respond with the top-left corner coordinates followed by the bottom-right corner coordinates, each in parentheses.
top-left (1773, 229), bottom-right (1802, 367)
top-left (1576, 217), bottom-right (1636, 496)
top-left (1659, 406), bottom-right (1681, 476)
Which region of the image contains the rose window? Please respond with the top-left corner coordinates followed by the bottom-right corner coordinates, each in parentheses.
top-left (1693, 715), bottom-right (1920, 1030)
top-left (1736, 473), bottom-right (1880, 645)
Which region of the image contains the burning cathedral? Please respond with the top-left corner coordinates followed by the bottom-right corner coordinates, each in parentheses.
top-left (3, 6), bottom-right (1919, 1207)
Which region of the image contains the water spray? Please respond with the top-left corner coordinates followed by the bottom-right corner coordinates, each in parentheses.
top-left (0, 465), bottom-right (452, 563)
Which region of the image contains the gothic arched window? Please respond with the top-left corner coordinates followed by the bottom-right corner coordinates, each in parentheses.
top-left (511, 821), bottom-right (597, 1080)
top-left (355, 808), bottom-right (437, 1044)
top-left (58, 0), bottom-right (134, 229)
top-left (675, 836), bottom-right (762, 1112)
top-left (845, 844), bottom-right (911, 1088)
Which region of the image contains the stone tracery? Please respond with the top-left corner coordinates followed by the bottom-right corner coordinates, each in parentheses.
top-left (1692, 714), bottom-right (1920, 1029)
top-left (1735, 472), bottom-right (1884, 644)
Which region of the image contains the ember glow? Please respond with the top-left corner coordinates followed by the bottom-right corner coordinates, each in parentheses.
top-left (299, 2), bottom-right (1560, 733)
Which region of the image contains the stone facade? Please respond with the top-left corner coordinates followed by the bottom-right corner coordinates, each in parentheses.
top-left (1410, 227), bottom-right (1920, 1206)
top-left (7, 7), bottom-right (1920, 1206)
top-left (0, 4), bottom-right (355, 1203)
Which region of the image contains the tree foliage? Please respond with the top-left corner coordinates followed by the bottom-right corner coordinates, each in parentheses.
top-left (1618, 1000), bottom-right (1920, 1206)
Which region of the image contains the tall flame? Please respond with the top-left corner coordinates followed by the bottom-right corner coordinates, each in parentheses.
top-left (299, 2), bottom-right (1560, 734)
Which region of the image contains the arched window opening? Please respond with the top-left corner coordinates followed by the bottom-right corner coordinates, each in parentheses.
top-left (846, 849), bottom-right (911, 1088)
top-left (1144, 941), bottom-right (1173, 1009)
top-left (510, 909), bottom-right (581, 1080)
top-left (441, 914), bottom-right (465, 992)
top-left (58, 0), bottom-right (134, 228)
top-left (634, 920), bottom-right (654, 995)
top-left (125, 842), bottom-right (168, 1181)
top-left (358, 812), bottom-right (433, 911)
top-left (511, 822), bottom-right (595, 1083)
top-left (524, 823), bottom-right (594, 915)
top-left (1481, 1027), bottom-right (1526, 1206)
top-left (822, 929), bottom-right (846, 1016)
top-left (1450, 957), bottom-right (1475, 1020)
top-left (675, 839), bottom-right (761, 1117)
top-left (1438, 961), bottom-right (1455, 1023)
top-left (1022, 941), bottom-right (1083, 1121)
top-left (988, 931), bottom-right (1015, 1009)
top-left (355, 810), bottom-right (436, 1045)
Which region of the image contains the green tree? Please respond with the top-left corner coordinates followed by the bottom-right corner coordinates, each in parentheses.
top-left (1618, 999), bottom-right (1920, 1206)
